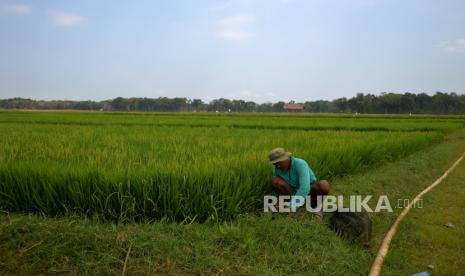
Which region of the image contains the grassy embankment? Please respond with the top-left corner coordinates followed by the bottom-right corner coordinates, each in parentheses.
top-left (381, 148), bottom-right (465, 275)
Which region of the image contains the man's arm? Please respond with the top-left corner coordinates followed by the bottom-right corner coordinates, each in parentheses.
top-left (290, 161), bottom-right (311, 209)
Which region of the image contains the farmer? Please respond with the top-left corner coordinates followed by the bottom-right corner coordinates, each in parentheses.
top-left (269, 147), bottom-right (330, 217)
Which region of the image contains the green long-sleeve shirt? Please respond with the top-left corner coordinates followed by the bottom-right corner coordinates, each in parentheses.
top-left (272, 156), bottom-right (317, 209)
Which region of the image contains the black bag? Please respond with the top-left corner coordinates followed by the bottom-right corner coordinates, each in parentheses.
top-left (329, 210), bottom-right (372, 245)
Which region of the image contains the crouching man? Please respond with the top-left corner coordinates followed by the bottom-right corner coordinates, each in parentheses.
top-left (269, 147), bottom-right (330, 219)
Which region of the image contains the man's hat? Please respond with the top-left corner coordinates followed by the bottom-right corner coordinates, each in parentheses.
top-left (268, 147), bottom-right (291, 164)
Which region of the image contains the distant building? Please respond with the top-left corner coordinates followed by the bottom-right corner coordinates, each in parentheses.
top-left (284, 101), bottom-right (304, 112)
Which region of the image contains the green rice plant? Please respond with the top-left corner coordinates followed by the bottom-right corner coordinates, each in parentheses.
top-left (0, 112), bottom-right (450, 222)
top-left (0, 110), bottom-right (464, 133)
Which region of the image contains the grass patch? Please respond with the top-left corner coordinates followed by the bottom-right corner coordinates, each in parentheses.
top-left (382, 149), bottom-right (465, 275)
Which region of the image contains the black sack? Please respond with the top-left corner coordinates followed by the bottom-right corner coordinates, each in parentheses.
top-left (329, 210), bottom-right (372, 245)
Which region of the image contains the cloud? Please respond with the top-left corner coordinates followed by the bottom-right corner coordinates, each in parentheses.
top-left (50, 11), bottom-right (84, 27)
top-left (0, 3), bottom-right (31, 14)
top-left (217, 14), bottom-right (255, 41)
top-left (265, 92), bottom-right (276, 97)
top-left (209, 0), bottom-right (260, 12)
top-left (209, 0), bottom-right (293, 12)
top-left (218, 31), bottom-right (253, 41)
top-left (227, 90), bottom-right (261, 100)
top-left (439, 39), bottom-right (465, 54)
top-left (208, 1), bottom-right (232, 12)
top-left (277, 0), bottom-right (294, 4)
top-left (218, 14), bottom-right (255, 29)
top-left (226, 90), bottom-right (277, 103)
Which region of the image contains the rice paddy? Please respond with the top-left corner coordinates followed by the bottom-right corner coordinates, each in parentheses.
top-left (0, 111), bottom-right (463, 222)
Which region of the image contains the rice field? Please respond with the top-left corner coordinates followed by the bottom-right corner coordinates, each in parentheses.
top-left (0, 111), bottom-right (463, 222)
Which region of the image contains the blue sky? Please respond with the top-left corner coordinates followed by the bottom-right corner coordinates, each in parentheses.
top-left (1, 0), bottom-right (464, 103)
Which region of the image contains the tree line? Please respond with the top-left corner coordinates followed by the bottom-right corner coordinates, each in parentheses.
top-left (1, 92), bottom-right (465, 114)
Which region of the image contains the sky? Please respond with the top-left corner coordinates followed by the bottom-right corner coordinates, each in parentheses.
top-left (0, 0), bottom-right (465, 103)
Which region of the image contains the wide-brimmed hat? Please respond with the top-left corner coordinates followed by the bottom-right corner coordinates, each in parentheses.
top-left (268, 147), bottom-right (292, 164)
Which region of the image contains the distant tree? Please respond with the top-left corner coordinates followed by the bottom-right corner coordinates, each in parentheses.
top-left (272, 101), bottom-right (285, 112)
top-left (333, 97), bottom-right (349, 113)
top-left (191, 99), bottom-right (204, 111)
top-left (256, 102), bottom-right (273, 112)
top-left (111, 97), bottom-right (129, 111)
top-left (2, 92), bottom-right (465, 114)
top-left (379, 93), bottom-right (402, 114)
top-left (400, 93), bottom-right (416, 113)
